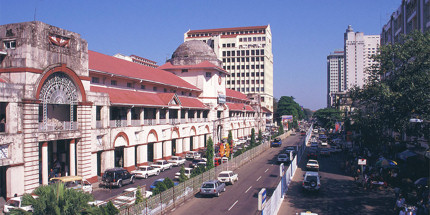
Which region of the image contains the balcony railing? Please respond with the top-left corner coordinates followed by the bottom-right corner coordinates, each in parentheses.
top-left (144, 119), bottom-right (155, 126)
top-left (159, 119), bottom-right (167, 125)
top-left (39, 121), bottom-right (78, 132)
top-left (169, 118), bottom-right (180, 125)
top-left (96, 120), bottom-right (102, 129)
top-left (110, 120), bottom-right (127, 128)
top-left (131, 119), bottom-right (140, 126)
top-left (180, 119), bottom-right (187, 124)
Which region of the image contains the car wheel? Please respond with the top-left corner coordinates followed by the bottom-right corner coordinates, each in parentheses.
top-left (144, 174), bottom-right (148, 179)
top-left (118, 180), bottom-right (123, 188)
top-left (156, 171), bottom-right (160, 175)
top-left (231, 180), bottom-right (234, 185)
top-left (131, 177), bottom-right (135, 184)
top-left (223, 187), bottom-right (226, 192)
top-left (215, 192), bottom-right (220, 197)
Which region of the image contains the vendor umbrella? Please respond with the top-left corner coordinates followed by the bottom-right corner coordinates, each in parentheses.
top-left (414, 177), bottom-right (429, 187)
top-left (375, 158), bottom-right (397, 168)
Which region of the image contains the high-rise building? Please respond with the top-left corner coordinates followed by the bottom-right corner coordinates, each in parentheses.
top-left (327, 50), bottom-right (344, 107)
top-left (381, 0), bottom-right (429, 45)
top-left (183, 26), bottom-right (274, 112)
top-left (344, 25), bottom-right (380, 90)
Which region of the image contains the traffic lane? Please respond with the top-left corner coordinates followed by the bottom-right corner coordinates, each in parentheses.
top-left (281, 151), bottom-right (395, 214)
top-left (169, 134), bottom-right (303, 215)
top-left (93, 161), bottom-right (191, 201)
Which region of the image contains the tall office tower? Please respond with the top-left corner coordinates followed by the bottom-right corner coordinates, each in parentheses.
top-left (344, 25), bottom-right (380, 90)
top-left (381, 0), bottom-right (430, 45)
top-left (184, 25), bottom-right (274, 112)
top-left (327, 51), bottom-right (345, 107)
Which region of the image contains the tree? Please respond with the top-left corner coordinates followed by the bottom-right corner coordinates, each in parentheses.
top-left (163, 177), bottom-right (175, 189)
top-left (206, 136), bottom-right (214, 169)
top-left (313, 108), bottom-right (342, 130)
top-left (278, 123), bottom-right (284, 135)
top-left (20, 183), bottom-right (94, 215)
top-left (152, 181), bottom-right (167, 196)
top-left (227, 130), bottom-right (233, 146)
top-left (99, 201), bottom-right (119, 215)
top-left (257, 129), bottom-right (263, 144)
top-left (276, 96), bottom-right (305, 124)
top-left (135, 186), bottom-right (144, 205)
top-left (178, 165), bottom-right (188, 182)
top-left (250, 128), bottom-right (256, 148)
top-left (350, 31), bottom-right (430, 146)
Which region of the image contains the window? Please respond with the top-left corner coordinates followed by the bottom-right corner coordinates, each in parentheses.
top-left (251, 50), bottom-right (255, 55)
top-left (182, 69), bottom-right (188, 73)
top-left (246, 80), bottom-right (249, 84)
top-left (251, 87), bottom-right (255, 91)
top-left (223, 44), bottom-right (226, 48)
top-left (246, 65), bottom-right (250, 69)
top-left (223, 58), bottom-right (226, 62)
top-left (241, 72), bottom-right (245, 77)
top-left (141, 85), bottom-right (145, 89)
top-left (91, 77), bottom-right (99, 83)
top-left (256, 50), bottom-right (260, 55)
top-left (232, 43), bottom-right (235, 47)
top-left (236, 80), bottom-right (240, 84)
top-left (246, 88), bottom-right (249, 92)
top-left (261, 87), bottom-right (264, 92)
top-left (246, 50), bottom-right (250, 55)
top-left (231, 51), bottom-right (235, 56)
top-left (261, 64), bottom-right (264, 69)
top-left (237, 51), bottom-right (240, 56)
top-left (3, 40), bottom-right (16, 49)
top-left (231, 73), bottom-right (235, 77)
top-left (256, 72), bottom-right (260, 77)
top-left (181, 91), bottom-right (185, 95)
top-left (260, 57), bottom-right (264, 61)
top-left (256, 65), bottom-right (260, 69)
top-left (189, 93), bottom-right (192, 96)
top-left (153, 86), bottom-right (157, 91)
top-left (236, 65), bottom-right (240, 70)
top-left (231, 58), bottom-right (235, 62)
top-left (227, 58), bottom-right (230, 62)
top-left (227, 43), bottom-right (230, 47)
top-left (227, 80), bottom-right (230, 84)
top-left (261, 80), bottom-right (264, 84)
top-left (127, 83), bottom-right (132, 88)
top-left (164, 88), bottom-right (167, 92)
top-left (246, 73), bottom-right (250, 77)
top-left (239, 38), bottom-right (243, 42)
top-left (256, 87), bottom-right (260, 92)
top-left (261, 72), bottom-right (264, 76)
top-left (237, 58), bottom-right (240, 62)
top-left (241, 80), bottom-right (245, 84)
top-left (251, 72), bottom-right (255, 77)
top-left (223, 51), bottom-right (226, 57)
top-left (206, 72), bottom-right (211, 77)
top-left (251, 57), bottom-right (255, 62)
top-left (111, 80), bottom-right (117, 86)
top-left (241, 88), bottom-right (245, 92)
top-left (261, 50), bottom-right (264, 55)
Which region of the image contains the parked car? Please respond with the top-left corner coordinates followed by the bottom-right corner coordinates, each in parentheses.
top-left (149, 178), bottom-right (179, 190)
top-left (131, 166), bottom-right (160, 179)
top-left (302, 171), bottom-right (321, 191)
top-left (271, 137), bottom-right (282, 147)
top-left (306, 159), bottom-right (319, 171)
top-left (49, 176), bottom-right (93, 193)
top-left (101, 168), bottom-right (136, 188)
top-left (307, 149), bottom-right (318, 159)
top-left (3, 196), bottom-right (36, 213)
top-left (185, 151), bottom-right (201, 160)
top-left (310, 142), bottom-right (319, 148)
top-left (320, 141), bottom-right (328, 147)
top-left (168, 156), bottom-right (186, 166)
top-left (199, 180), bottom-right (226, 197)
top-left (174, 167), bottom-right (193, 180)
top-left (114, 187), bottom-right (152, 206)
top-left (189, 158), bottom-right (207, 168)
top-left (277, 153), bottom-right (290, 163)
top-left (217, 171), bottom-right (238, 185)
top-left (151, 160), bottom-right (172, 171)
top-left (320, 148), bottom-right (331, 156)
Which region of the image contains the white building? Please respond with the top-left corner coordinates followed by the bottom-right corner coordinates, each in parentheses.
top-left (327, 51), bottom-right (345, 107)
top-left (344, 25), bottom-right (380, 90)
top-left (183, 26), bottom-right (274, 113)
top-left (0, 21), bottom-right (263, 200)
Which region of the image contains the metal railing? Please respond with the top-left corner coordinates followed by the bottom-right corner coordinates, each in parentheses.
top-left (144, 119), bottom-right (156, 126)
top-left (110, 120), bottom-right (127, 128)
top-left (96, 120), bottom-right (102, 129)
top-left (38, 121), bottom-right (78, 131)
top-left (131, 120), bottom-right (141, 126)
top-left (159, 119), bottom-right (167, 125)
top-left (119, 140), bottom-right (270, 215)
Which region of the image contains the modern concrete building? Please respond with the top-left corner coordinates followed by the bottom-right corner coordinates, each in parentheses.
top-left (0, 21), bottom-right (264, 200)
top-left (381, 0), bottom-right (430, 45)
top-left (183, 26), bottom-right (274, 113)
top-left (327, 51), bottom-right (345, 107)
top-left (344, 25), bottom-right (380, 90)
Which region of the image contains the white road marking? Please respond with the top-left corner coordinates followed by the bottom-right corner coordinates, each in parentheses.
top-left (265, 168), bottom-right (269, 172)
top-left (228, 200), bottom-right (239, 211)
top-left (256, 176), bottom-right (262, 181)
top-left (245, 186), bottom-right (252, 193)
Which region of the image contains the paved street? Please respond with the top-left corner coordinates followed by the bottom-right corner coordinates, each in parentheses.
top-left (168, 134), bottom-right (304, 215)
top-left (279, 148), bottom-right (395, 215)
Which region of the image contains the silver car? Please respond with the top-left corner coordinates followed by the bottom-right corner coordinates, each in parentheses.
top-left (200, 180), bottom-right (226, 197)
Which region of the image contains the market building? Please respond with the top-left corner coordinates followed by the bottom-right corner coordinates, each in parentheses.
top-left (0, 21), bottom-right (263, 200)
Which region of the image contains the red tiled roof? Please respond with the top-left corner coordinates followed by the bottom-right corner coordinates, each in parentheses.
top-left (187, 26), bottom-right (268, 34)
top-left (91, 86), bottom-right (207, 109)
top-left (221, 35), bottom-right (238, 38)
top-left (226, 88), bottom-right (248, 101)
top-left (226, 102), bottom-right (245, 111)
top-left (89, 50), bottom-right (200, 91)
top-left (0, 77), bottom-right (6, 83)
top-left (261, 106), bottom-right (272, 113)
top-left (158, 61), bottom-right (228, 74)
top-left (244, 105), bottom-right (254, 112)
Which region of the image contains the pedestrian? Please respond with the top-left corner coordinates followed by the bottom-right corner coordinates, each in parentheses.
top-left (398, 207), bottom-right (406, 215)
top-left (394, 187), bottom-right (401, 200)
top-left (49, 168), bottom-right (55, 179)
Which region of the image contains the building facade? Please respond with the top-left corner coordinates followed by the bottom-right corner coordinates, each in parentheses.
top-left (327, 50), bottom-right (345, 107)
top-left (381, 0), bottom-right (430, 45)
top-left (344, 25), bottom-right (380, 90)
top-left (0, 21), bottom-right (263, 199)
top-left (183, 26), bottom-right (274, 113)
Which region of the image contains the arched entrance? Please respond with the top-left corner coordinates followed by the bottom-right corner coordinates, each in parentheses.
top-left (190, 127), bottom-right (196, 150)
top-left (147, 130), bottom-right (158, 162)
top-left (113, 134), bottom-right (128, 167)
top-left (172, 129), bottom-right (180, 156)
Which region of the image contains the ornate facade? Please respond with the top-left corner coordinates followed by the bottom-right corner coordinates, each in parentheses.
top-left (0, 21), bottom-right (264, 199)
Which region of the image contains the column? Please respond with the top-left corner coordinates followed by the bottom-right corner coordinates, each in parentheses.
top-left (154, 142), bottom-right (162, 160)
top-left (176, 139), bottom-right (183, 155)
top-left (166, 109), bottom-right (170, 124)
top-left (124, 146), bottom-right (135, 170)
top-left (127, 108), bottom-right (132, 126)
top-left (156, 109), bottom-right (160, 124)
top-left (178, 109), bottom-right (182, 124)
top-left (104, 106), bottom-right (109, 128)
top-left (101, 150), bottom-right (114, 174)
top-left (140, 108), bottom-right (144, 125)
top-left (69, 139), bottom-right (76, 176)
top-left (136, 145), bottom-right (147, 165)
top-left (42, 142), bottom-right (48, 185)
top-left (185, 110), bottom-right (189, 123)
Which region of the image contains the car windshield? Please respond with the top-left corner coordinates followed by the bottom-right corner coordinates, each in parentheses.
top-left (308, 161), bottom-right (318, 164)
top-left (287, 147), bottom-right (294, 150)
top-left (202, 183), bottom-right (214, 188)
top-left (219, 173), bottom-right (229, 177)
top-left (306, 176), bottom-right (318, 181)
top-left (6, 200), bottom-right (20, 207)
top-left (278, 155), bottom-right (287, 158)
top-left (156, 161), bottom-right (163, 165)
top-left (139, 167), bottom-right (148, 171)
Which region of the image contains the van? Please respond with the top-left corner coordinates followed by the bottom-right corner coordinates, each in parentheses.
top-left (49, 176), bottom-right (93, 193)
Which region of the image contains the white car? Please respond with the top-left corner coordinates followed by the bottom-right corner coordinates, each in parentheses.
top-left (185, 151), bottom-right (201, 160)
top-left (277, 153), bottom-right (289, 163)
top-left (302, 171), bottom-right (321, 191)
top-left (174, 167), bottom-right (193, 180)
top-left (217, 171), bottom-right (239, 185)
top-left (131, 166), bottom-right (160, 179)
top-left (151, 160), bottom-right (172, 171)
top-left (168, 156), bottom-right (186, 166)
top-left (3, 196), bottom-right (35, 213)
top-left (306, 159), bottom-right (319, 171)
top-left (320, 141), bottom-right (328, 147)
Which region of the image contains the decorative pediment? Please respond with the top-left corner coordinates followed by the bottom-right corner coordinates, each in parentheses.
top-left (48, 34), bottom-right (70, 47)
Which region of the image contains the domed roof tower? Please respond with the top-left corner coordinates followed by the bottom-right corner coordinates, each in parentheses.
top-left (167, 40), bottom-right (221, 67)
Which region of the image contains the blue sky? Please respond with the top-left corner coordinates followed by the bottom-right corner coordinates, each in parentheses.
top-left (0, 0), bottom-right (401, 110)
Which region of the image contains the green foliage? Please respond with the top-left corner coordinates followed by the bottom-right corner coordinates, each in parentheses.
top-left (98, 201), bottom-right (119, 215)
top-left (21, 182), bottom-right (94, 215)
top-left (350, 31), bottom-right (430, 145)
top-left (278, 123), bottom-right (284, 135)
top-left (190, 165), bottom-right (206, 178)
top-left (313, 108), bottom-right (342, 130)
top-left (163, 177), bottom-right (175, 189)
top-left (276, 96), bottom-right (304, 123)
top-left (257, 129), bottom-right (263, 144)
top-left (227, 130), bottom-right (233, 146)
top-left (152, 181), bottom-right (168, 196)
top-left (135, 186), bottom-right (143, 205)
top-left (250, 128), bottom-right (256, 148)
top-left (179, 165), bottom-right (188, 182)
top-left (206, 137), bottom-right (214, 169)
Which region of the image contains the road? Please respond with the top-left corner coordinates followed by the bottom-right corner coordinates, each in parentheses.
top-left (168, 134), bottom-right (304, 215)
top-left (279, 147), bottom-right (395, 215)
